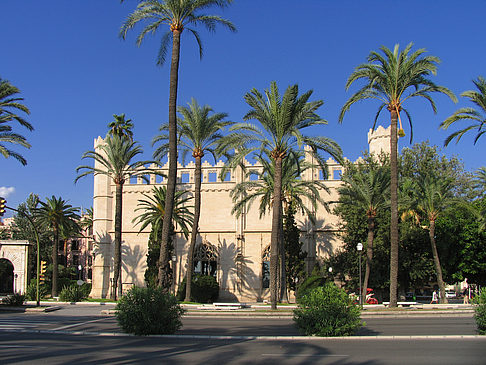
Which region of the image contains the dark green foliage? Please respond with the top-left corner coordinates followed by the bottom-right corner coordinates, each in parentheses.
top-left (284, 203), bottom-right (307, 293)
top-left (293, 283), bottom-right (362, 336)
top-left (59, 285), bottom-right (87, 302)
top-left (296, 275), bottom-right (327, 301)
top-left (474, 289), bottom-right (486, 335)
top-left (116, 286), bottom-right (185, 335)
top-left (2, 293), bottom-right (25, 306)
top-left (177, 274), bottom-right (219, 303)
top-left (24, 279), bottom-right (48, 301)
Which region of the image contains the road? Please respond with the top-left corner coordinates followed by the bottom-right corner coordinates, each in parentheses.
top-left (0, 305), bottom-right (484, 364)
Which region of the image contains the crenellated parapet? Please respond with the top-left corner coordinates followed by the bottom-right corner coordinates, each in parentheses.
top-left (368, 125), bottom-right (391, 155)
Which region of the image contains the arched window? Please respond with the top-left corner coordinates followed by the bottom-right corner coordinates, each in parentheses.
top-left (262, 246), bottom-right (270, 289)
top-left (194, 241), bottom-right (218, 278)
top-left (0, 258), bottom-right (14, 294)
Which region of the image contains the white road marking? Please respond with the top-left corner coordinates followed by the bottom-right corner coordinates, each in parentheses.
top-left (52, 317), bottom-right (111, 331)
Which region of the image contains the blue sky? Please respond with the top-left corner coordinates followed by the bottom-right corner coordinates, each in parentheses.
top-left (1, 0), bottom-right (485, 216)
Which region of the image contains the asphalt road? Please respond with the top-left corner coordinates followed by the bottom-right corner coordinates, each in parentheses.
top-left (0, 305), bottom-right (484, 364)
top-left (0, 332), bottom-right (485, 364)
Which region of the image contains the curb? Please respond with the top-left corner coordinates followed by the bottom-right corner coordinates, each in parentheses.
top-left (0, 328), bottom-right (484, 340)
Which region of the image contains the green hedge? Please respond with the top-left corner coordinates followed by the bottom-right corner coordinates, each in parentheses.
top-left (293, 282), bottom-right (363, 336)
top-left (116, 286), bottom-right (185, 335)
top-left (295, 275), bottom-right (327, 301)
top-left (177, 274), bottom-right (219, 303)
top-left (474, 289), bottom-right (486, 335)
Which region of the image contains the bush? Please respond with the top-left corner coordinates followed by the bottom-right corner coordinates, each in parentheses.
top-left (59, 285), bottom-right (87, 302)
top-left (24, 280), bottom-right (49, 301)
top-left (295, 275), bottom-right (327, 301)
top-left (116, 286), bottom-right (185, 335)
top-left (474, 289), bottom-right (486, 335)
top-left (293, 283), bottom-right (363, 337)
top-left (177, 274), bottom-right (219, 303)
top-left (3, 293), bottom-right (25, 306)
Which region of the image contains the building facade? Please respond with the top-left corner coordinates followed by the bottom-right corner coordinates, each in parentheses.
top-left (90, 126), bottom-right (391, 301)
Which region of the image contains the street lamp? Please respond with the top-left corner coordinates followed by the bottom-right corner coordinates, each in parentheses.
top-left (357, 242), bottom-right (363, 306)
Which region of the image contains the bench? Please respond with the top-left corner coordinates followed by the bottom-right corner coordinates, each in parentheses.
top-left (197, 302), bottom-right (250, 310)
top-left (383, 301), bottom-right (419, 307)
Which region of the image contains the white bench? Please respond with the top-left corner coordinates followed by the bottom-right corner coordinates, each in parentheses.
top-left (197, 302), bottom-right (250, 310)
top-left (383, 301), bottom-right (419, 307)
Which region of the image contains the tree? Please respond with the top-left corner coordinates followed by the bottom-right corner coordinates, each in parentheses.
top-left (230, 150), bottom-right (331, 302)
top-left (120, 0), bottom-right (236, 291)
top-left (153, 98), bottom-right (231, 301)
top-left (337, 158), bottom-right (390, 302)
top-left (0, 78), bottom-right (33, 165)
top-left (75, 135), bottom-right (154, 299)
top-left (108, 113), bottom-right (134, 141)
top-left (133, 186), bottom-right (193, 287)
top-left (339, 43), bottom-right (456, 307)
top-left (441, 76), bottom-right (486, 146)
top-left (34, 196), bottom-right (80, 297)
top-left (232, 81), bottom-right (342, 309)
top-left (403, 173), bottom-right (460, 303)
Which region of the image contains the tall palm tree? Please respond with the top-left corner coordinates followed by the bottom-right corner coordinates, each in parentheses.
top-left (404, 174), bottom-right (457, 303)
top-left (153, 98), bottom-right (232, 301)
top-left (120, 0), bottom-right (236, 290)
top-left (0, 78), bottom-right (33, 165)
top-left (75, 135), bottom-right (154, 300)
top-left (339, 43), bottom-right (456, 307)
top-left (441, 76), bottom-right (486, 146)
top-left (34, 196), bottom-right (80, 297)
top-left (108, 113), bottom-right (134, 141)
top-left (231, 150), bottom-right (331, 302)
top-left (338, 161), bottom-right (390, 302)
top-left (232, 81), bottom-right (342, 309)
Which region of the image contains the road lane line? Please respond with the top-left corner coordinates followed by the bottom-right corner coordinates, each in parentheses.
top-left (52, 317), bottom-right (111, 331)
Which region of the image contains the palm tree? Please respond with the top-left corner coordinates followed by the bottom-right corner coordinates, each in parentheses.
top-left (133, 186), bottom-right (194, 286)
top-left (108, 113), bottom-right (134, 141)
top-left (441, 76), bottom-right (486, 146)
top-left (339, 43), bottom-right (456, 307)
top-left (403, 174), bottom-right (457, 304)
top-left (75, 135), bottom-right (155, 300)
top-left (338, 161), bottom-right (390, 302)
top-left (231, 150), bottom-right (331, 302)
top-left (34, 196), bottom-right (80, 297)
top-left (232, 81), bottom-right (342, 309)
top-left (153, 98), bottom-right (232, 301)
top-left (120, 0), bottom-right (236, 290)
top-left (0, 78), bottom-right (33, 165)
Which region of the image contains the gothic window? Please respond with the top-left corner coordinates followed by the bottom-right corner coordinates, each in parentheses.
top-left (262, 245), bottom-right (270, 289)
top-left (194, 241), bottom-right (218, 278)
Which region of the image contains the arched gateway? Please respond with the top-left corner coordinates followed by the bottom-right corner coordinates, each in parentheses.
top-left (0, 240), bottom-right (29, 295)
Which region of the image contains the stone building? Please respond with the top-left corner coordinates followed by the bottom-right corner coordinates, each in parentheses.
top-left (90, 126), bottom-right (391, 301)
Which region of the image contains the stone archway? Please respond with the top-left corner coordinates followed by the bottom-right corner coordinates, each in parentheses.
top-left (0, 241), bottom-right (30, 295)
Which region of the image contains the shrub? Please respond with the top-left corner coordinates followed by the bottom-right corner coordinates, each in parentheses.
top-left (116, 286), bottom-right (185, 335)
top-left (3, 293), bottom-right (25, 306)
top-left (24, 280), bottom-right (49, 301)
top-left (474, 289), bottom-right (486, 335)
top-left (177, 274), bottom-right (219, 303)
top-left (295, 275), bottom-right (327, 301)
top-left (293, 282), bottom-right (363, 337)
top-left (59, 285), bottom-right (87, 302)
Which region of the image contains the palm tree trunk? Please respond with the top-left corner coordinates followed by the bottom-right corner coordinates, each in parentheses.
top-left (279, 205), bottom-right (288, 303)
top-left (270, 157), bottom-right (283, 310)
top-left (158, 29), bottom-right (181, 291)
top-left (185, 156), bottom-right (202, 302)
top-left (51, 226), bottom-right (59, 297)
top-left (112, 182), bottom-right (123, 300)
top-left (362, 217), bottom-right (375, 302)
top-left (389, 108), bottom-right (399, 307)
top-left (429, 220), bottom-right (448, 304)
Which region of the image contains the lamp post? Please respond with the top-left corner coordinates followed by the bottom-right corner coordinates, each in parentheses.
top-left (357, 242), bottom-right (363, 306)
top-left (172, 254), bottom-right (177, 295)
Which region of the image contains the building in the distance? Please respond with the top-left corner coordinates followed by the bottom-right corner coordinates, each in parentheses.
top-left (90, 126), bottom-right (391, 301)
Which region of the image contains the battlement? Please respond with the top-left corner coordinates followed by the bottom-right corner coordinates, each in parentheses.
top-left (368, 125), bottom-right (391, 155)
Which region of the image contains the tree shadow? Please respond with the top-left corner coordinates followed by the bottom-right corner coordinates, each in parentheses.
top-left (91, 232), bottom-right (113, 298)
top-left (121, 243), bottom-right (147, 289)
